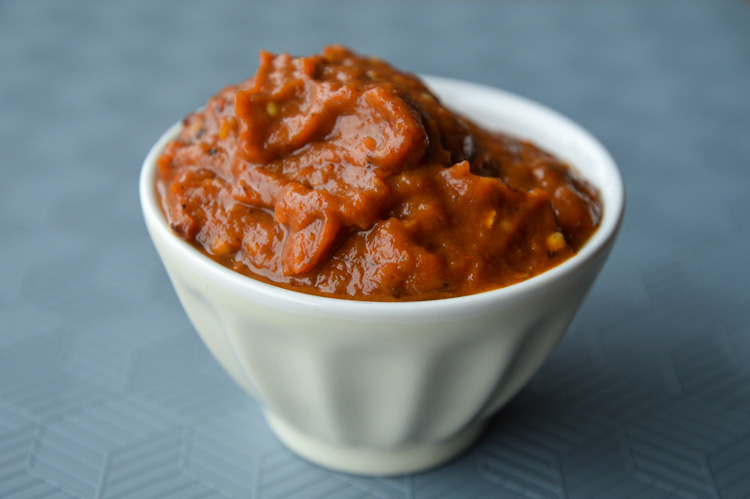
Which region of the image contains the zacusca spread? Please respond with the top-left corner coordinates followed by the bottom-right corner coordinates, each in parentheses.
top-left (156, 46), bottom-right (602, 301)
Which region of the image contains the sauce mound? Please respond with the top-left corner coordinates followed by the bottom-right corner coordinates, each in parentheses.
top-left (157, 45), bottom-right (601, 301)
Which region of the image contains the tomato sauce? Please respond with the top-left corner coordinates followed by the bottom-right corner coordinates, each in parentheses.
top-left (156, 46), bottom-right (601, 301)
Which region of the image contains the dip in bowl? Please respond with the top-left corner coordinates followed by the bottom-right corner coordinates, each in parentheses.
top-left (140, 47), bottom-right (624, 475)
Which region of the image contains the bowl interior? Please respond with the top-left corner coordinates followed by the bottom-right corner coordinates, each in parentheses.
top-left (140, 76), bottom-right (625, 316)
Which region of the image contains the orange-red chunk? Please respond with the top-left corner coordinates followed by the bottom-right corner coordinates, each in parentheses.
top-left (156, 46), bottom-right (601, 301)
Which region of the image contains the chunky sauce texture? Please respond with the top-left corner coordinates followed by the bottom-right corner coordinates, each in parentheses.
top-left (157, 46), bottom-right (601, 301)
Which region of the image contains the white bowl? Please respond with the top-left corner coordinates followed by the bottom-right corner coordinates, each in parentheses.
top-left (139, 76), bottom-right (624, 476)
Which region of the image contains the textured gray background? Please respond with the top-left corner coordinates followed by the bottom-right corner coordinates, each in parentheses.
top-left (2, 0), bottom-right (750, 497)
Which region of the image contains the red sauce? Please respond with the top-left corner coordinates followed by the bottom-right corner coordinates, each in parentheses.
top-left (156, 46), bottom-right (601, 301)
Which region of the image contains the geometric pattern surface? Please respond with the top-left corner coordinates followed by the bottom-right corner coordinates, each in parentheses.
top-left (2, 0), bottom-right (750, 497)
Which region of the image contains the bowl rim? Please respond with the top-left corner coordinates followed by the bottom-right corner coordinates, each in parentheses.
top-left (140, 75), bottom-right (625, 319)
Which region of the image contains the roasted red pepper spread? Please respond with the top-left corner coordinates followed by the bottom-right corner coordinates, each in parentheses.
top-left (156, 46), bottom-right (601, 301)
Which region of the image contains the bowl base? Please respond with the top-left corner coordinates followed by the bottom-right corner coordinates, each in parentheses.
top-left (264, 411), bottom-right (487, 476)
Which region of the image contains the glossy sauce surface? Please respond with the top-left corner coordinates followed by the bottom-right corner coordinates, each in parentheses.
top-left (157, 46), bottom-right (601, 301)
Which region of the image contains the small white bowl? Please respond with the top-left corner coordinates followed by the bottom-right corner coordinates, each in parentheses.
top-left (140, 76), bottom-right (624, 476)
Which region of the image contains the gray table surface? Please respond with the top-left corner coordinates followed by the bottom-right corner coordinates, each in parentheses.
top-left (2, 1), bottom-right (750, 497)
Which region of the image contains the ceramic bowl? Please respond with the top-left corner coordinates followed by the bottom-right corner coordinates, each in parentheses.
top-left (139, 76), bottom-right (624, 476)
